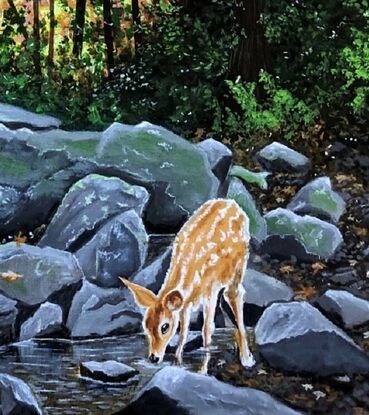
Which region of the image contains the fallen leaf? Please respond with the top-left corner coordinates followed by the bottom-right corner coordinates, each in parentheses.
top-left (311, 262), bottom-right (326, 275)
top-left (280, 264), bottom-right (294, 274)
top-left (335, 174), bottom-right (354, 183)
top-left (1, 271), bottom-right (24, 283)
top-left (15, 232), bottom-right (27, 247)
top-left (294, 285), bottom-right (318, 300)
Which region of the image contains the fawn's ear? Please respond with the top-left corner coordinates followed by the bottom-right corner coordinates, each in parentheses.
top-left (120, 277), bottom-right (157, 308)
top-left (163, 290), bottom-right (183, 311)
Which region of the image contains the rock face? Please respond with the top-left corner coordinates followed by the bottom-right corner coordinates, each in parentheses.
top-left (0, 294), bottom-right (18, 345)
top-left (132, 248), bottom-right (172, 294)
top-left (314, 290), bottom-right (369, 328)
top-left (287, 177), bottom-right (346, 223)
top-left (256, 141), bottom-right (311, 173)
top-left (0, 243), bottom-right (83, 306)
top-left (227, 177), bottom-right (267, 242)
top-left (0, 102), bottom-right (61, 130)
top-left (196, 138), bottom-right (232, 183)
top-left (263, 208), bottom-right (343, 260)
top-left (242, 269), bottom-right (293, 325)
top-left (0, 185), bottom-right (21, 228)
top-left (76, 210), bottom-right (148, 288)
top-left (79, 360), bottom-right (138, 383)
top-left (255, 301), bottom-right (369, 376)
top-left (96, 122), bottom-right (219, 229)
top-left (0, 373), bottom-right (43, 415)
top-left (117, 367), bottom-right (301, 415)
top-left (39, 174), bottom-right (149, 252)
top-left (20, 302), bottom-right (63, 341)
top-left (67, 280), bottom-right (142, 338)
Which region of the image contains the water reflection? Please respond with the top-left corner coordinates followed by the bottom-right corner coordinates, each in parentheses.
top-left (0, 329), bottom-right (237, 414)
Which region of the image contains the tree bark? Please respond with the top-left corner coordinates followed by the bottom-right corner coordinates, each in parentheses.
top-left (33, 0), bottom-right (41, 78)
top-left (227, 0), bottom-right (272, 83)
top-left (73, 0), bottom-right (87, 56)
top-left (103, 0), bottom-right (115, 73)
top-left (47, 0), bottom-right (55, 67)
top-left (131, 0), bottom-right (142, 58)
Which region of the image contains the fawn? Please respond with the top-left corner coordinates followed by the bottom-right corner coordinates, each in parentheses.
top-left (120, 198), bottom-right (255, 369)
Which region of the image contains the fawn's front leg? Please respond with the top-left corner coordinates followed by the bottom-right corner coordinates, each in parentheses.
top-left (175, 306), bottom-right (191, 364)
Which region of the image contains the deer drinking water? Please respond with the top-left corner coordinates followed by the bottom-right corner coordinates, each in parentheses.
top-left (120, 199), bottom-right (255, 369)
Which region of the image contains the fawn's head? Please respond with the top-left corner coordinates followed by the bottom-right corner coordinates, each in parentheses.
top-left (120, 278), bottom-right (183, 364)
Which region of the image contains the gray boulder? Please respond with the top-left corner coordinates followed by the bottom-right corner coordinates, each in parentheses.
top-left (0, 373), bottom-right (43, 415)
top-left (96, 122), bottom-right (219, 229)
top-left (0, 243), bottom-right (83, 306)
top-left (0, 294), bottom-right (18, 345)
top-left (0, 185), bottom-right (21, 228)
top-left (76, 210), bottom-right (148, 288)
top-left (256, 141), bottom-right (311, 173)
top-left (314, 289), bottom-right (369, 328)
top-left (20, 302), bottom-right (63, 341)
top-left (117, 366), bottom-right (301, 415)
top-left (0, 102), bottom-right (61, 130)
top-left (166, 332), bottom-right (203, 354)
top-left (255, 301), bottom-right (369, 376)
top-left (263, 208), bottom-right (343, 260)
top-left (39, 174), bottom-right (149, 251)
top-left (132, 247), bottom-right (172, 293)
top-left (287, 177), bottom-right (346, 223)
top-left (67, 280), bottom-right (142, 339)
top-left (79, 360), bottom-right (138, 383)
top-left (227, 177), bottom-right (267, 242)
top-left (197, 138), bottom-right (232, 183)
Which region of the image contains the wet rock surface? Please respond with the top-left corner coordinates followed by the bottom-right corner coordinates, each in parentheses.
top-left (0, 294), bottom-right (17, 345)
top-left (79, 360), bottom-right (139, 383)
top-left (0, 373), bottom-right (43, 415)
top-left (118, 366), bottom-right (302, 415)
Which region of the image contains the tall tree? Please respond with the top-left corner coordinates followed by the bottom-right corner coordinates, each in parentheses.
top-left (47, 0), bottom-right (55, 67)
top-left (103, 0), bottom-right (115, 73)
top-left (227, 0), bottom-right (272, 83)
top-left (131, 0), bottom-right (142, 58)
top-left (32, 0), bottom-right (41, 78)
top-left (73, 0), bottom-right (87, 56)
top-left (7, 0), bottom-right (29, 42)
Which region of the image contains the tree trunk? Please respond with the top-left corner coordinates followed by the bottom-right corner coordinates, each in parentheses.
top-left (73, 0), bottom-right (87, 56)
top-left (131, 0), bottom-right (142, 58)
top-left (227, 0), bottom-right (272, 83)
top-left (7, 0), bottom-right (28, 42)
top-left (47, 0), bottom-right (55, 67)
top-left (33, 0), bottom-right (41, 79)
top-left (103, 0), bottom-right (115, 73)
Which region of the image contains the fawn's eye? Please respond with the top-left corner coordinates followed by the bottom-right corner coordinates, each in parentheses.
top-left (161, 323), bottom-right (169, 335)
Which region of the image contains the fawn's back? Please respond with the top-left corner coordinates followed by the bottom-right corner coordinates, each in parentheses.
top-left (158, 199), bottom-right (250, 307)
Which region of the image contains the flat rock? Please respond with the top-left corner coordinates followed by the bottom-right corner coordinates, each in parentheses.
top-left (0, 102), bottom-right (61, 130)
top-left (67, 280), bottom-right (142, 339)
top-left (0, 373), bottom-right (43, 415)
top-left (263, 208), bottom-right (343, 260)
top-left (76, 210), bottom-right (148, 288)
top-left (20, 302), bottom-right (63, 341)
top-left (79, 360), bottom-right (138, 383)
top-left (166, 332), bottom-right (203, 354)
top-left (39, 174), bottom-right (149, 251)
top-left (255, 301), bottom-right (369, 376)
top-left (116, 366), bottom-right (301, 415)
top-left (227, 177), bottom-right (267, 242)
top-left (0, 294), bottom-right (18, 345)
top-left (314, 289), bottom-right (369, 328)
top-left (256, 141), bottom-right (311, 173)
top-left (96, 122), bottom-right (219, 229)
top-left (0, 243), bottom-right (83, 306)
top-left (287, 177), bottom-right (346, 223)
top-left (196, 138), bottom-right (232, 183)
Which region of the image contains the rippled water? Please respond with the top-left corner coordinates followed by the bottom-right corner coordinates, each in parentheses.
top-left (0, 329), bottom-right (236, 414)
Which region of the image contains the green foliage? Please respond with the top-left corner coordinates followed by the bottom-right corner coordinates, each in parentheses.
top-left (225, 72), bottom-right (316, 141)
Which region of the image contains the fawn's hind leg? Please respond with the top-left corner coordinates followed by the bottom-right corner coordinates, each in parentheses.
top-left (223, 264), bottom-right (255, 368)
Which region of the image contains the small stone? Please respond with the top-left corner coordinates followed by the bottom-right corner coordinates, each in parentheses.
top-left (80, 360), bottom-right (138, 383)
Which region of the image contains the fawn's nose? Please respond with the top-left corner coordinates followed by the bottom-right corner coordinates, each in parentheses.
top-left (149, 353), bottom-right (159, 364)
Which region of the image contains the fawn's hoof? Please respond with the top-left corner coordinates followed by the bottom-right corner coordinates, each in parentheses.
top-left (241, 353), bottom-right (256, 368)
